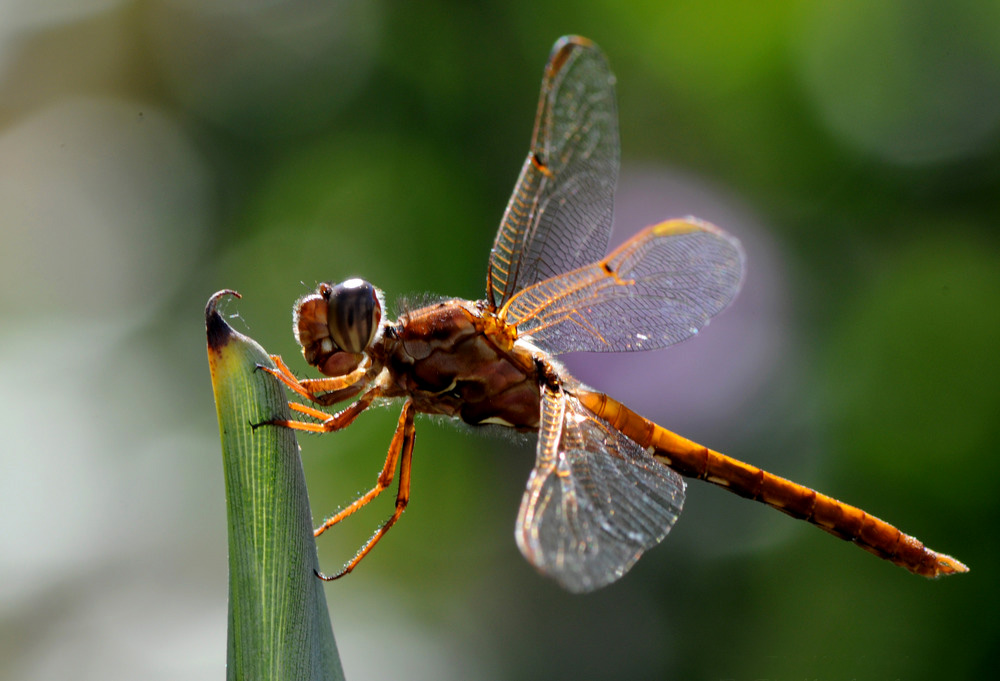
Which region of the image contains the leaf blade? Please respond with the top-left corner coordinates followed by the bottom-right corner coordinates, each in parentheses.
top-left (207, 290), bottom-right (344, 681)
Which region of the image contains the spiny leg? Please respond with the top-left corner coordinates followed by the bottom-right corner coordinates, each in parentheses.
top-left (314, 400), bottom-right (413, 537)
top-left (261, 388), bottom-right (378, 434)
top-left (259, 353), bottom-right (370, 404)
top-left (316, 400), bottom-right (416, 581)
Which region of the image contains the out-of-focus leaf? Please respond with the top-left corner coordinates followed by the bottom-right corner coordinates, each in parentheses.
top-left (206, 290), bottom-right (344, 681)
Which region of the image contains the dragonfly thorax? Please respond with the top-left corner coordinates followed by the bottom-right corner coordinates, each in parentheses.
top-left (374, 298), bottom-right (542, 430)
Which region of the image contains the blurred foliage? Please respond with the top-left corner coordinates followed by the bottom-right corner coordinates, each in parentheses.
top-left (1, 0), bottom-right (996, 679)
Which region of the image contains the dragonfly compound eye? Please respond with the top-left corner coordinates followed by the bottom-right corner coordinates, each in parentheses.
top-left (326, 278), bottom-right (381, 353)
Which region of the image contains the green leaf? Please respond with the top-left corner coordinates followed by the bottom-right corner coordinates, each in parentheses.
top-left (206, 290), bottom-right (344, 681)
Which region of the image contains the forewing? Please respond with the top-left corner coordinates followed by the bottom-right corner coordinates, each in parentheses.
top-left (503, 218), bottom-right (744, 355)
top-left (487, 36), bottom-right (619, 309)
top-left (515, 385), bottom-right (686, 592)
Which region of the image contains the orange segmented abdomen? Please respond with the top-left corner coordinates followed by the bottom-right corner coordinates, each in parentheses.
top-left (577, 390), bottom-right (968, 578)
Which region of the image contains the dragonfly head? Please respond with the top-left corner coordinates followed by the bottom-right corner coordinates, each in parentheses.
top-left (293, 278), bottom-right (384, 376)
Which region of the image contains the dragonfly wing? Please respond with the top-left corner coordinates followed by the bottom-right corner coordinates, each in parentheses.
top-left (515, 384), bottom-right (686, 592)
top-left (504, 218), bottom-right (744, 354)
top-left (487, 36), bottom-right (619, 309)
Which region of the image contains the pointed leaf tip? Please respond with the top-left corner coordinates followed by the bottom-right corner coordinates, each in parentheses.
top-left (206, 289), bottom-right (242, 351)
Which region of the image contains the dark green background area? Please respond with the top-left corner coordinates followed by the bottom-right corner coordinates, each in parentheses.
top-left (2, 1), bottom-right (995, 679)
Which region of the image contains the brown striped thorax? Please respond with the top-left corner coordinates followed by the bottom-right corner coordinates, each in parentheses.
top-left (263, 35), bottom-right (967, 591)
top-left (294, 278), bottom-right (544, 431)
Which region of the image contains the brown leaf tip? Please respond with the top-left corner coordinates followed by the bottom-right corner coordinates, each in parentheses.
top-left (206, 289), bottom-right (242, 351)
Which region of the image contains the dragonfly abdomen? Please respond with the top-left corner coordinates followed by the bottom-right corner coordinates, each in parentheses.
top-left (577, 389), bottom-right (968, 578)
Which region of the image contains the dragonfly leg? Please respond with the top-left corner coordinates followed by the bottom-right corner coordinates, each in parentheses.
top-left (259, 387), bottom-right (378, 433)
top-left (260, 353), bottom-right (369, 405)
top-left (316, 400), bottom-right (416, 581)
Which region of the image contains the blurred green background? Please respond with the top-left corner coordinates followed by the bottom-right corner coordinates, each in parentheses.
top-left (0, 1), bottom-right (996, 679)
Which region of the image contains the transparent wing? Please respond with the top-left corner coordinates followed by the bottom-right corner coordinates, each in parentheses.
top-left (515, 384), bottom-right (686, 593)
top-left (487, 36), bottom-right (619, 309)
top-left (502, 218), bottom-right (744, 355)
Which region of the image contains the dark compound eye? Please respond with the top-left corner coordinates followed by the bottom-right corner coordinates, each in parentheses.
top-left (325, 278), bottom-right (381, 353)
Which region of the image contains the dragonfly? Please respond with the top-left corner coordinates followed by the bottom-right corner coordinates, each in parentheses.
top-left (260, 35), bottom-right (968, 592)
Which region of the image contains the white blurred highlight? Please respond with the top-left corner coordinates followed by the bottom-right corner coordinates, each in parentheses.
top-left (0, 95), bottom-right (219, 675)
top-left (0, 97), bottom-right (211, 318)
